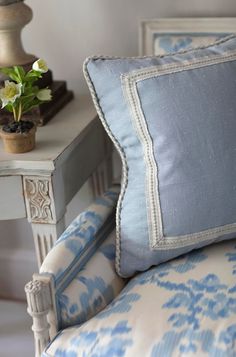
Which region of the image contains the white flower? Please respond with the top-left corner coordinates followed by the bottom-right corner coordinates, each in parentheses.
top-left (32, 59), bottom-right (48, 73)
top-left (36, 88), bottom-right (52, 101)
top-left (0, 80), bottom-right (22, 108)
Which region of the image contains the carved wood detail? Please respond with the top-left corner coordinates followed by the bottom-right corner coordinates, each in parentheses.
top-left (23, 177), bottom-right (56, 223)
top-left (90, 158), bottom-right (113, 197)
top-left (31, 218), bottom-right (65, 267)
top-left (25, 279), bottom-right (51, 357)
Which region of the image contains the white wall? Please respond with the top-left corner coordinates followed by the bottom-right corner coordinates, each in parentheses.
top-left (23, 0), bottom-right (236, 95)
top-left (1, 0), bottom-right (236, 299)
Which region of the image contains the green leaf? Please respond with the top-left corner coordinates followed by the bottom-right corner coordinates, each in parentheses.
top-left (0, 67), bottom-right (13, 76)
top-left (23, 85), bottom-right (39, 97)
top-left (0, 63), bottom-right (48, 116)
top-left (22, 98), bottom-right (41, 114)
top-left (4, 103), bottom-right (13, 113)
top-left (21, 93), bottom-right (36, 100)
top-left (13, 66), bottom-right (25, 82)
top-left (0, 67), bottom-right (19, 83)
top-left (20, 94), bottom-right (36, 109)
top-left (25, 70), bottom-right (42, 82)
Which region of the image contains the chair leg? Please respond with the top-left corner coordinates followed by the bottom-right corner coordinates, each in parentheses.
top-left (90, 157), bottom-right (113, 197)
top-left (25, 280), bottom-right (51, 357)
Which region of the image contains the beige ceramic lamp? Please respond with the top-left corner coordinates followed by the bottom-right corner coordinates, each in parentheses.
top-left (0, 0), bottom-right (73, 126)
top-left (0, 0), bottom-right (35, 68)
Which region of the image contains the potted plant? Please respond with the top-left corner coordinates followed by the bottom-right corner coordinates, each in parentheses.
top-left (0, 59), bottom-right (52, 153)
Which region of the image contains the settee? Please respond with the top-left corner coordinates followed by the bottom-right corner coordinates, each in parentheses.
top-left (25, 26), bottom-right (236, 357)
top-left (25, 185), bottom-right (236, 356)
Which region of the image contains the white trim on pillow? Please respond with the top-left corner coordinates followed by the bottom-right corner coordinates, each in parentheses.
top-left (122, 51), bottom-right (236, 249)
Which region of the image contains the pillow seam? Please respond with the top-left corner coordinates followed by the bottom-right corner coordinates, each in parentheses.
top-left (83, 60), bottom-right (127, 276)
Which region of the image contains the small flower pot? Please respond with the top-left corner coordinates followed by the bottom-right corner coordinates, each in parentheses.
top-left (0, 125), bottom-right (36, 153)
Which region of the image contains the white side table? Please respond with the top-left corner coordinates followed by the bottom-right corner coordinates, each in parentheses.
top-left (0, 96), bottom-right (112, 267)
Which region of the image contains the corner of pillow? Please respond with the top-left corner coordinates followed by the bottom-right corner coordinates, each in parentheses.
top-left (82, 56), bottom-right (95, 78)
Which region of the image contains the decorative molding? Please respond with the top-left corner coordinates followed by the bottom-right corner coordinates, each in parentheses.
top-left (23, 176), bottom-right (56, 224)
top-left (31, 218), bottom-right (65, 267)
top-left (34, 231), bottom-right (55, 267)
top-left (90, 158), bottom-right (113, 197)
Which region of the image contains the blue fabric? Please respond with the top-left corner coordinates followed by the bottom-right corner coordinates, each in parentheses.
top-left (40, 187), bottom-right (125, 329)
top-left (57, 232), bottom-right (125, 329)
top-left (153, 33), bottom-right (227, 55)
top-left (43, 238), bottom-right (236, 357)
top-left (41, 188), bottom-right (119, 287)
top-left (84, 36), bottom-right (236, 277)
top-left (137, 62), bottom-right (236, 236)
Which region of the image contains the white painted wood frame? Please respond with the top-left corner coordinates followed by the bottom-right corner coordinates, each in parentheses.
top-left (139, 17), bottom-right (236, 55)
top-left (0, 96), bottom-right (113, 268)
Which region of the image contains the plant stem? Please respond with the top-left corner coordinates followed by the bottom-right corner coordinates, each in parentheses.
top-left (12, 106), bottom-right (17, 121)
top-left (17, 101), bottom-right (22, 122)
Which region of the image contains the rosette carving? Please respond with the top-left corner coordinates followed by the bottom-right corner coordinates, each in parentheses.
top-left (24, 177), bottom-right (55, 223)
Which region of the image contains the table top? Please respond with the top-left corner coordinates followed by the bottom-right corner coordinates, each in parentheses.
top-left (0, 95), bottom-right (97, 175)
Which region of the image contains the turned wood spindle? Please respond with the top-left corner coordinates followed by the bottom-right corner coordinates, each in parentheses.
top-left (25, 280), bottom-right (51, 357)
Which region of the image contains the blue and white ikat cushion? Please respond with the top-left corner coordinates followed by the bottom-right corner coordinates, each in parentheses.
top-left (40, 187), bottom-right (126, 329)
top-left (153, 34), bottom-right (226, 55)
top-left (55, 231), bottom-right (125, 329)
top-left (43, 238), bottom-right (236, 357)
top-left (84, 35), bottom-right (236, 277)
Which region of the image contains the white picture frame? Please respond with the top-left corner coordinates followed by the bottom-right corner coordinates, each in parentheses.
top-left (139, 17), bottom-right (236, 56)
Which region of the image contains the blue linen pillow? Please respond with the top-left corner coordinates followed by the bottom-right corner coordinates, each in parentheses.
top-left (84, 35), bottom-right (236, 277)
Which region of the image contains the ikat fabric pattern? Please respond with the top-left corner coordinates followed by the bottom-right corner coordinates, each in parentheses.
top-left (40, 186), bottom-right (125, 329)
top-left (43, 238), bottom-right (236, 357)
top-left (40, 186), bottom-right (119, 284)
top-left (153, 34), bottom-right (226, 55)
top-left (58, 231), bottom-right (126, 329)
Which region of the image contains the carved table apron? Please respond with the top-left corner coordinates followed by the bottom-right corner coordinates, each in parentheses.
top-left (0, 96), bottom-right (112, 267)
